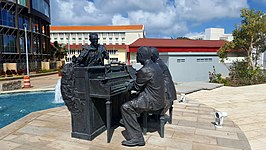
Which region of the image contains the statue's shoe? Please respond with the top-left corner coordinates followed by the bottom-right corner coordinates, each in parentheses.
top-left (122, 138), bottom-right (145, 147)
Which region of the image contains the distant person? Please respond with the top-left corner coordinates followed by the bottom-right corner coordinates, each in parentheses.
top-left (121, 46), bottom-right (165, 147)
top-left (75, 33), bottom-right (109, 66)
top-left (150, 47), bottom-right (177, 114)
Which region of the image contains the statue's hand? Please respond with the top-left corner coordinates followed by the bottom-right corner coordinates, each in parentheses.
top-left (125, 80), bottom-right (134, 91)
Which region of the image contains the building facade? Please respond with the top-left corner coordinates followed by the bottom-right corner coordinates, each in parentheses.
top-left (188, 28), bottom-right (233, 41)
top-left (0, 0), bottom-right (51, 70)
top-left (128, 38), bottom-right (228, 82)
top-left (50, 25), bottom-right (145, 63)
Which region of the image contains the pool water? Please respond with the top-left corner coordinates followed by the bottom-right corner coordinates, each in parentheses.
top-left (0, 91), bottom-right (64, 128)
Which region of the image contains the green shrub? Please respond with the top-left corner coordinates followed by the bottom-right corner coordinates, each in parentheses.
top-left (6, 69), bottom-right (13, 77)
top-left (0, 70), bottom-right (5, 77)
top-left (228, 61), bottom-right (266, 86)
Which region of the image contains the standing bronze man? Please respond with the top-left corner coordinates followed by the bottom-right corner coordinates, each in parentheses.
top-left (75, 33), bottom-right (109, 66)
top-left (121, 46), bottom-right (165, 147)
top-left (150, 47), bottom-right (177, 114)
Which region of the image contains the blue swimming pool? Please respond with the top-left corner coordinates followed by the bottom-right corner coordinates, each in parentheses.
top-left (0, 91), bottom-right (64, 128)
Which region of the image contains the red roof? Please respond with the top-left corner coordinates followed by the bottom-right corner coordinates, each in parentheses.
top-left (50, 25), bottom-right (144, 31)
top-left (129, 38), bottom-right (226, 48)
top-left (128, 38), bottom-right (226, 52)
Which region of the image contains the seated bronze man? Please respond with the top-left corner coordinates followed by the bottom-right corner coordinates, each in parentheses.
top-left (121, 46), bottom-right (165, 147)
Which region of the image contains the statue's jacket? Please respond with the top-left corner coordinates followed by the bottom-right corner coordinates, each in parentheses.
top-left (156, 58), bottom-right (177, 101)
top-left (132, 60), bottom-right (165, 111)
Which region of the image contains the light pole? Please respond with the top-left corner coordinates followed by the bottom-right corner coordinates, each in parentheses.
top-left (23, 23), bottom-right (30, 76)
top-left (23, 23), bottom-right (31, 88)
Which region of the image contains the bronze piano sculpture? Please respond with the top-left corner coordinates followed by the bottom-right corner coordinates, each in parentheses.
top-left (61, 33), bottom-right (136, 143)
top-left (62, 63), bottom-right (135, 143)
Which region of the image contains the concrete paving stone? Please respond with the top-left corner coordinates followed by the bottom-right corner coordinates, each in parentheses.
top-left (46, 140), bottom-right (91, 150)
top-left (53, 130), bottom-right (77, 141)
top-left (172, 132), bottom-right (217, 145)
top-left (198, 110), bottom-right (215, 115)
top-left (192, 143), bottom-right (242, 150)
top-left (181, 112), bottom-right (199, 117)
top-left (176, 108), bottom-right (199, 114)
top-left (222, 119), bottom-right (236, 127)
top-left (174, 126), bottom-right (196, 134)
top-left (215, 126), bottom-right (243, 134)
top-left (2, 134), bottom-right (18, 141)
top-left (173, 104), bottom-right (187, 109)
top-left (249, 139), bottom-right (265, 150)
top-left (195, 128), bottom-right (239, 140)
top-left (172, 111), bottom-right (183, 116)
top-left (171, 119), bottom-right (180, 124)
top-left (16, 125), bottom-right (57, 136)
top-left (197, 116), bottom-right (214, 123)
top-left (146, 128), bottom-right (175, 138)
top-left (196, 121), bottom-right (216, 130)
top-left (12, 144), bottom-right (56, 150)
top-left (0, 140), bottom-right (22, 150)
top-left (36, 114), bottom-right (54, 121)
top-left (237, 133), bottom-right (249, 141)
top-left (10, 134), bottom-right (52, 145)
top-left (177, 120), bottom-right (198, 128)
top-left (217, 137), bottom-right (251, 150)
top-left (147, 135), bottom-right (193, 150)
top-left (173, 115), bottom-right (198, 122)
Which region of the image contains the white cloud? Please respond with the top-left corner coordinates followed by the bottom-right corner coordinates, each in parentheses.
top-left (50, 0), bottom-right (249, 37)
top-left (112, 14), bottom-right (130, 25)
top-left (184, 32), bottom-right (204, 38)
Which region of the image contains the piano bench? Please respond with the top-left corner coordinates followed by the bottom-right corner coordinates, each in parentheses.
top-left (142, 104), bottom-right (173, 138)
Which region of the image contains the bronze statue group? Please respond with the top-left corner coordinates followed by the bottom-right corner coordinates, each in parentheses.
top-left (61, 33), bottom-right (176, 147)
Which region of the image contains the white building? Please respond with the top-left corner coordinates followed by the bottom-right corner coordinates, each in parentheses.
top-left (50, 25), bottom-right (145, 63)
top-left (189, 28), bottom-right (233, 41)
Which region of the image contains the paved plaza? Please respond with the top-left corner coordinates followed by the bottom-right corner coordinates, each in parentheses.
top-left (0, 74), bottom-right (265, 149)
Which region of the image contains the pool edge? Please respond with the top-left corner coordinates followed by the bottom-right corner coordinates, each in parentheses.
top-left (0, 106), bottom-right (66, 140)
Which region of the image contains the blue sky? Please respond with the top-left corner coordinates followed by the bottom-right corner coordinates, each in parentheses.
top-left (50, 0), bottom-right (266, 38)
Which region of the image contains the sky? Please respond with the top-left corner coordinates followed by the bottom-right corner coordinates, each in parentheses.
top-left (50, 0), bottom-right (266, 38)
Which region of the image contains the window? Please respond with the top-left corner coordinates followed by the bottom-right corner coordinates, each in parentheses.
top-left (78, 38), bottom-right (82, 40)
top-left (196, 58), bottom-right (212, 62)
top-left (60, 38), bottom-right (63, 40)
top-left (103, 38), bottom-right (106, 40)
top-left (177, 59), bottom-right (185, 63)
top-left (72, 38), bottom-right (76, 40)
top-left (18, 0), bottom-right (27, 6)
top-left (3, 34), bottom-right (16, 53)
top-left (107, 50), bottom-right (118, 55)
top-left (110, 58), bottom-right (118, 62)
top-left (32, 0), bottom-right (50, 17)
top-left (1, 9), bottom-right (15, 27)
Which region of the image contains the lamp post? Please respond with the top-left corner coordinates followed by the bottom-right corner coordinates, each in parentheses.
top-left (23, 23), bottom-right (30, 76)
top-left (23, 23), bottom-right (31, 88)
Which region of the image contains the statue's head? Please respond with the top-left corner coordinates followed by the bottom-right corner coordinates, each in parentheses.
top-left (137, 46), bottom-right (151, 65)
top-left (150, 47), bottom-right (159, 62)
top-left (89, 33), bottom-right (99, 46)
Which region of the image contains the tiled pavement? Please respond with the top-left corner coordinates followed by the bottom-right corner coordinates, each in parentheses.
top-left (187, 84), bottom-right (266, 150)
top-left (1, 74), bottom-right (263, 149)
top-left (0, 97), bottom-right (251, 149)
